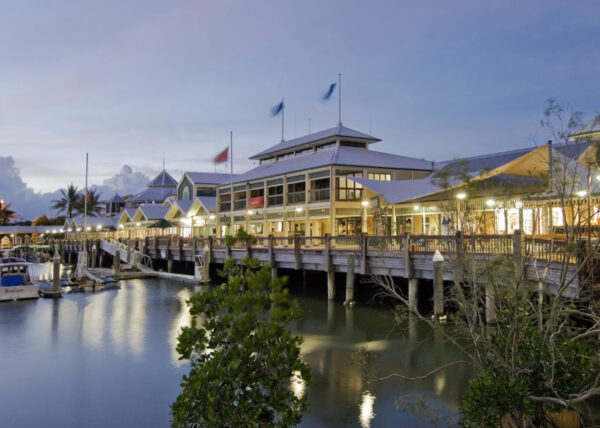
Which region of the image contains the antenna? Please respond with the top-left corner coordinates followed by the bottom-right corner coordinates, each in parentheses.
top-left (338, 73), bottom-right (342, 127)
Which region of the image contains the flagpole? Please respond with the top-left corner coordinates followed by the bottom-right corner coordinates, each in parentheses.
top-left (230, 131), bottom-right (233, 235)
top-left (83, 152), bottom-right (88, 263)
top-left (338, 73), bottom-right (342, 126)
top-left (281, 97), bottom-right (285, 142)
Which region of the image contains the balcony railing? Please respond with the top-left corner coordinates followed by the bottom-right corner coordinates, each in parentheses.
top-left (267, 195), bottom-right (283, 206)
top-left (287, 191), bottom-right (306, 204)
top-left (233, 200), bottom-right (246, 210)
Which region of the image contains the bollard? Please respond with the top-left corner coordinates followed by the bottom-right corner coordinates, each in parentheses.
top-left (433, 250), bottom-right (444, 320)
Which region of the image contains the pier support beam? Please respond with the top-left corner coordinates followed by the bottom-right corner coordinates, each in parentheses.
top-left (485, 285), bottom-right (497, 324)
top-left (99, 253), bottom-right (104, 268)
top-left (52, 253), bottom-right (61, 293)
top-left (408, 278), bottom-right (419, 314)
top-left (268, 235), bottom-right (277, 279)
top-left (113, 248), bottom-right (121, 275)
top-left (91, 245), bottom-right (97, 268)
top-left (327, 271), bottom-right (335, 300)
top-left (433, 250), bottom-right (444, 321)
top-left (344, 253), bottom-right (355, 306)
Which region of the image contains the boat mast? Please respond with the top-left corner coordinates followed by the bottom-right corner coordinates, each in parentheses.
top-left (83, 153), bottom-right (88, 257)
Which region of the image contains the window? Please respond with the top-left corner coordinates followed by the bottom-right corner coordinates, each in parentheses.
top-left (197, 187), bottom-right (216, 197)
top-left (368, 173), bottom-right (391, 181)
top-left (268, 185), bottom-right (283, 206)
top-left (340, 141), bottom-right (366, 149)
top-left (316, 142), bottom-right (335, 152)
top-left (552, 207), bottom-right (564, 227)
top-left (295, 148), bottom-right (313, 157)
top-left (310, 178), bottom-right (330, 202)
top-left (336, 171), bottom-right (363, 201)
top-left (233, 191), bottom-right (246, 210)
top-left (287, 181), bottom-right (305, 204)
top-left (219, 193), bottom-right (231, 212)
top-left (182, 187), bottom-right (190, 201)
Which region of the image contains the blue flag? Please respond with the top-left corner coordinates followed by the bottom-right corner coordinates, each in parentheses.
top-left (271, 101), bottom-right (284, 117)
top-left (322, 83), bottom-right (336, 101)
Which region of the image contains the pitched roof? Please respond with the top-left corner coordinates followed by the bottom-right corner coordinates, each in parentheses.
top-left (571, 114), bottom-right (600, 137)
top-left (351, 177), bottom-right (441, 204)
top-left (250, 125), bottom-right (380, 160)
top-left (138, 205), bottom-right (170, 220)
top-left (147, 169), bottom-right (177, 188)
top-left (129, 187), bottom-right (176, 203)
top-left (197, 196), bottom-right (217, 212)
top-left (185, 172), bottom-right (237, 185)
top-left (230, 147), bottom-right (433, 184)
top-left (434, 147), bottom-right (536, 177)
top-left (106, 193), bottom-right (125, 203)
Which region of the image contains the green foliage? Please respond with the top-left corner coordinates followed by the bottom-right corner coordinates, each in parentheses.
top-left (75, 188), bottom-right (103, 217)
top-left (51, 184), bottom-right (80, 218)
top-left (0, 201), bottom-right (16, 224)
top-left (225, 228), bottom-right (257, 248)
top-left (171, 258), bottom-right (312, 427)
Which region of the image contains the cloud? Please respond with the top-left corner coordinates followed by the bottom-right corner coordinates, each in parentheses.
top-left (0, 157), bottom-right (150, 221)
top-left (0, 156), bottom-right (60, 221)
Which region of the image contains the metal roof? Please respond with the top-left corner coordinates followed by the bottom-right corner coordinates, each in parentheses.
top-left (185, 172), bottom-right (238, 185)
top-left (147, 169), bottom-right (178, 188)
top-left (197, 196), bottom-right (217, 212)
top-left (250, 124), bottom-right (380, 160)
top-left (138, 205), bottom-right (170, 220)
top-left (351, 177), bottom-right (441, 204)
top-left (106, 193), bottom-right (125, 203)
top-left (0, 226), bottom-right (63, 234)
top-left (229, 147), bottom-right (433, 185)
top-left (129, 187), bottom-right (176, 203)
top-left (434, 147), bottom-right (536, 177)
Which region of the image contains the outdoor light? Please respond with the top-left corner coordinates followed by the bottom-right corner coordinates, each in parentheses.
top-left (295, 207), bottom-right (303, 213)
top-left (86, 227), bottom-right (91, 231)
top-left (209, 214), bottom-right (215, 220)
top-left (596, 174), bottom-right (600, 181)
top-left (136, 222), bottom-right (141, 226)
top-left (59, 229), bottom-right (64, 233)
top-left (96, 225), bottom-right (102, 230)
top-left (361, 200), bottom-right (369, 207)
top-left (46, 229), bottom-right (50, 233)
top-left (247, 210), bottom-right (254, 215)
top-left (576, 190), bottom-right (587, 197)
top-left (119, 224), bottom-right (124, 229)
top-left (515, 200), bottom-right (523, 208)
top-left (456, 192), bottom-right (467, 200)
top-left (414, 205), bottom-right (420, 210)
top-left (486, 199), bottom-right (496, 207)
top-left (77, 228), bottom-right (82, 232)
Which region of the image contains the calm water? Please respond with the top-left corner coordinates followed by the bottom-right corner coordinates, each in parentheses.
top-left (0, 264), bottom-right (472, 427)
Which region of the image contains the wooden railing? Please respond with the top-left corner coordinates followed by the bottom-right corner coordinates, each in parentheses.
top-left (52, 232), bottom-right (582, 266)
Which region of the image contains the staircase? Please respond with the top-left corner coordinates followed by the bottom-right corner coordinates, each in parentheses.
top-left (99, 239), bottom-right (154, 273)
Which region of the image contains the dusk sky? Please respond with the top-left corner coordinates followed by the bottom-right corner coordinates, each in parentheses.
top-left (2, 0), bottom-right (599, 200)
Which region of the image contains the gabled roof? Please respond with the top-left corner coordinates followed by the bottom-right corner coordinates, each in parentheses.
top-left (197, 196), bottom-right (217, 212)
top-left (147, 169), bottom-right (177, 188)
top-left (106, 193), bottom-right (125, 203)
top-left (229, 147), bottom-right (433, 185)
top-left (129, 187), bottom-right (176, 203)
top-left (434, 147), bottom-right (536, 177)
top-left (137, 205), bottom-right (170, 221)
top-left (184, 172), bottom-right (237, 185)
top-left (69, 215), bottom-right (119, 228)
top-left (351, 177), bottom-right (441, 204)
top-left (250, 125), bottom-right (381, 160)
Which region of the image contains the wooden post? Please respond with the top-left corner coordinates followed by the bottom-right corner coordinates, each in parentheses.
top-left (192, 237), bottom-right (197, 262)
top-left (454, 230), bottom-right (464, 284)
top-left (360, 233), bottom-right (367, 275)
top-left (91, 245), bottom-right (97, 268)
top-left (327, 270), bottom-right (335, 301)
top-left (178, 237), bottom-right (183, 262)
top-left (167, 236), bottom-right (173, 273)
top-left (113, 248), bottom-right (121, 275)
top-left (512, 229), bottom-right (522, 276)
top-left (294, 235), bottom-right (301, 270)
top-left (324, 234), bottom-right (334, 300)
top-left (203, 244), bottom-right (211, 283)
top-left (433, 250), bottom-right (444, 320)
top-left (408, 278), bottom-right (419, 314)
top-left (268, 235), bottom-right (277, 279)
top-left (52, 253), bottom-right (61, 293)
top-left (485, 284), bottom-right (497, 324)
top-left (344, 253), bottom-right (356, 306)
top-left (403, 232), bottom-right (411, 277)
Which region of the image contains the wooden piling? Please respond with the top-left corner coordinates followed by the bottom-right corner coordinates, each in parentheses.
top-left (344, 253), bottom-right (355, 306)
top-left (433, 250), bottom-right (444, 320)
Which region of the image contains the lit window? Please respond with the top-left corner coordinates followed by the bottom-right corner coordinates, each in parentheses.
top-left (551, 207), bottom-right (564, 226)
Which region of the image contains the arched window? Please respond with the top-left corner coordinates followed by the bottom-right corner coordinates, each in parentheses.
top-left (182, 186), bottom-right (190, 201)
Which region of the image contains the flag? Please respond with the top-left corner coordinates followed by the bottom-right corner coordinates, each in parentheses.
top-left (322, 82), bottom-right (336, 101)
top-left (213, 147), bottom-right (228, 164)
top-left (271, 101), bottom-right (284, 117)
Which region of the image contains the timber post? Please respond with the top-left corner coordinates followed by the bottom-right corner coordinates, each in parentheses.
top-left (512, 229), bottom-right (523, 277)
top-left (268, 235), bottom-right (277, 279)
top-left (360, 233), bottom-right (367, 275)
top-left (433, 250), bottom-right (444, 321)
top-left (404, 232), bottom-right (419, 313)
top-left (167, 236), bottom-right (173, 273)
top-left (91, 244), bottom-right (97, 268)
top-left (113, 248), bottom-right (121, 275)
top-left (485, 284), bottom-right (497, 324)
top-left (325, 234), bottom-right (335, 300)
top-left (294, 235), bottom-right (301, 270)
top-left (344, 253), bottom-right (356, 306)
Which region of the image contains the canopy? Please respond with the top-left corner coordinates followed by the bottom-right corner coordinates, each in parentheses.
top-left (147, 219), bottom-right (177, 229)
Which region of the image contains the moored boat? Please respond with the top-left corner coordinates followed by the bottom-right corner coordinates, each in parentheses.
top-left (0, 257), bottom-right (39, 301)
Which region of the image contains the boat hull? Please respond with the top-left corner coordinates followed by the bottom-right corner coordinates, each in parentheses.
top-left (0, 285), bottom-right (40, 301)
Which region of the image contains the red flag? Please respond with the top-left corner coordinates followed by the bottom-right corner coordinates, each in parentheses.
top-left (213, 147), bottom-right (228, 164)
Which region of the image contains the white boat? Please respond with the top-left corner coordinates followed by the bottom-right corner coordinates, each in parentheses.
top-left (0, 257), bottom-right (39, 301)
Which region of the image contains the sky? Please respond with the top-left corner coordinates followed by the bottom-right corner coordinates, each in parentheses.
top-left (1, 0), bottom-right (599, 219)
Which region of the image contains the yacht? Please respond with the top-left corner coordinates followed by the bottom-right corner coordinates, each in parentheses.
top-left (0, 257), bottom-right (39, 301)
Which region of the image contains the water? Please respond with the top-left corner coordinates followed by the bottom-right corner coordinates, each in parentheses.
top-left (0, 264), bottom-right (472, 427)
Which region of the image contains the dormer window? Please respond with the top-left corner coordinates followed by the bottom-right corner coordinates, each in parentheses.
top-left (316, 142), bottom-right (336, 152)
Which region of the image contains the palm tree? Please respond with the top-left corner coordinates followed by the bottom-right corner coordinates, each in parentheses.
top-left (0, 201), bottom-right (16, 225)
top-left (75, 189), bottom-right (103, 217)
top-left (51, 184), bottom-right (80, 218)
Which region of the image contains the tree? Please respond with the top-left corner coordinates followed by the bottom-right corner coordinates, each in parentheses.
top-left (32, 215), bottom-right (52, 226)
top-left (51, 184), bottom-right (80, 218)
top-left (75, 188), bottom-right (103, 217)
top-left (0, 201), bottom-right (16, 224)
top-left (171, 231), bottom-right (312, 427)
top-left (368, 101), bottom-right (600, 426)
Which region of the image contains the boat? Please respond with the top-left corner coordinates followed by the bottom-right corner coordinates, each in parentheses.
top-left (0, 257), bottom-right (39, 301)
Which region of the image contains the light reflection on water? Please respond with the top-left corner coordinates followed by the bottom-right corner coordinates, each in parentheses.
top-left (0, 264), bottom-right (472, 427)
